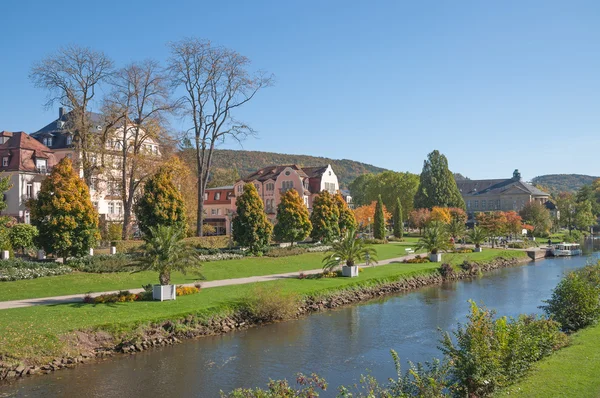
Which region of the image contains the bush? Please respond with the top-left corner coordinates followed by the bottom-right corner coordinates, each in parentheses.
top-left (183, 235), bottom-right (230, 249)
top-left (115, 240), bottom-right (144, 254)
top-left (264, 246), bottom-right (307, 258)
top-left (222, 373), bottom-right (327, 398)
top-left (460, 260), bottom-right (480, 275)
top-left (363, 238), bottom-right (387, 245)
top-left (9, 224), bottom-right (38, 254)
top-left (403, 255), bottom-right (430, 264)
top-left (176, 286), bottom-right (200, 296)
top-left (244, 284), bottom-right (300, 322)
top-left (66, 254), bottom-right (136, 273)
top-left (566, 230), bottom-right (584, 243)
top-left (452, 248), bottom-right (473, 253)
top-left (387, 236), bottom-right (405, 242)
top-left (197, 253), bottom-right (244, 262)
top-left (84, 291), bottom-right (141, 304)
top-left (0, 265), bottom-right (73, 281)
top-left (0, 258), bottom-right (61, 270)
top-left (306, 245), bottom-right (332, 253)
top-left (439, 263), bottom-right (455, 279)
top-left (541, 263), bottom-right (600, 332)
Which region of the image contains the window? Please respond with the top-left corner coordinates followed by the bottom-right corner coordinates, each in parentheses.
top-left (108, 202), bottom-right (115, 214)
top-left (254, 183), bottom-right (260, 191)
top-left (215, 192), bottom-right (221, 200)
top-left (43, 137), bottom-right (53, 147)
top-left (2, 157), bottom-right (8, 167)
top-left (282, 181), bottom-right (293, 191)
top-left (89, 178), bottom-right (97, 191)
top-left (481, 200), bottom-right (486, 210)
top-left (474, 200), bottom-right (479, 209)
top-left (115, 202), bottom-right (122, 215)
top-left (467, 200), bottom-right (471, 209)
top-left (36, 159), bottom-right (47, 173)
top-left (236, 185), bottom-right (243, 194)
top-left (152, 146), bottom-right (158, 155)
top-left (26, 183), bottom-right (33, 199)
top-left (211, 208), bottom-right (217, 215)
top-left (203, 193), bottom-right (208, 201)
top-left (266, 183), bottom-right (274, 191)
top-left (66, 135), bottom-right (73, 145)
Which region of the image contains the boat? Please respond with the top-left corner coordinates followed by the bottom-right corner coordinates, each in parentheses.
top-left (551, 242), bottom-right (582, 257)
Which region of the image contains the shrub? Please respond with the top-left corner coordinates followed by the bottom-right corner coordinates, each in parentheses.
top-left (9, 224), bottom-right (38, 254)
top-left (0, 265), bottom-right (73, 281)
top-left (176, 286), bottom-right (200, 296)
top-left (115, 240), bottom-right (144, 254)
top-left (363, 238), bottom-right (387, 245)
top-left (85, 291), bottom-right (142, 304)
top-left (265, 246), bottom-right (307, 258)
top-left (439, 263), bottom-right (455, 279)
top-left (0, 258), bottom-right (61, 270)
top-left (452, 248), bottom-right (473, 253)
top-left (541, 264), bottom-right (600, 332)
top-left (197, 253), bottom-right (244, 262)
top-left (306, 245), bottom-right (332, 253)
top-left (566, 229), bottom-right (584, 243)
top-left (460, 260), bottom-right (480, 275)
top-left (245, 284), bottom-right (300, 322)
top-left (403, 255), bottom-right (430, 264)
top-left (66, 254), bottom-right (136, 273)
top-left (183, 235), bottom-right (230, 249)
top-left (387, 236), bottom-right (404, 242)
top-left (321, 271), bottom-right (339, 278)
top-left (222, 373), bottom-right (327, 398)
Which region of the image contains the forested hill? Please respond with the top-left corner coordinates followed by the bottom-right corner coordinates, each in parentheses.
top-left (210, 149), bottom-right (386, 187)
top-left (531, 174), bottom-right (598, 194)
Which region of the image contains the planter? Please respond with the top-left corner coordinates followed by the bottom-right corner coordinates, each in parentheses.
top-left (341, 265), bottom-right (359, 277)
top-left (1, 250), bottom-right (9, 260)
top-left (110, 246), bottom-right (117, 255)
top-left (153, 285), bottom-right (176, 301)
top-left (429, 253), bottom-right (442, 262)
top-left (89, 248), bottom-right (94, 256)
top-left (37, 250), bottom-right (46, 260)
top-left (474, 247), bottom-right (483, 253)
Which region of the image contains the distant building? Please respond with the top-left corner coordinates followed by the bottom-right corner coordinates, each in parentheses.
top-left (0, 131), bottom-right (62, 223)
top-left (202, 186), bottom-right (235, 235)
top-left (456, 169), bottom-right (550, 217)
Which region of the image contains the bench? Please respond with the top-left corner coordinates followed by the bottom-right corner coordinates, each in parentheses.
top-left (405, 248), bottom-right (414, 254)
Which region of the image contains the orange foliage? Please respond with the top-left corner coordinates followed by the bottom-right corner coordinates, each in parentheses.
top-left (431, 207), bottom-right (451, 224)
top-left (354, 201), bottom-right (392, 226)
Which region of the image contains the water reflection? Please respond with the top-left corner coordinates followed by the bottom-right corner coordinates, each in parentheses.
top-left (2, 254), bottom-right (598, 397)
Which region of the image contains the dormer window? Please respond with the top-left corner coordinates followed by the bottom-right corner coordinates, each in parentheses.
top-left (43, 137), bottom-right (53, 147)
top-left (36, 159), bottom-right (47, 173)
top-left (66, 135), bottom-right (72, 145)
top-left (2, 157), bottom-right (8, 167)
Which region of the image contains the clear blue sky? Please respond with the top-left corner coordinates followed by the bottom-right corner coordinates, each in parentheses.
top-left (1, 0), bottom-right (599, 180)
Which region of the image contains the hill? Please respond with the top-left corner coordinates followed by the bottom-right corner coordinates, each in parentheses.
top-left (531, 174), bottom-right (598, 194)
top-left (209, 149), bottom-right (387, 187)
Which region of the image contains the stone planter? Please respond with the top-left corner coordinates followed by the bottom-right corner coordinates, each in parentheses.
top-left (341, 265), bottom-right (359, 277)
top-left (89, 248), bottom-right (94, 256)
top-left (153, 285), bottom-right (176, 301)
top-left (429, 253), bottom-right (442, 262)
top-left (110, 246), bottom-right (117, 255)
top-left (37, 250), bottom-right (46, 260)
top-left (474, 247), bottom-right (483, 253)
top-left (1, 250), bottom-right (9, 260)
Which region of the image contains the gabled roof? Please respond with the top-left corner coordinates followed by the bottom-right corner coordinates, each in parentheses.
top-left (456, 176), bottom-right (549, 197)
top-left (31, 109), bottom-right (103, 150)
top-left (0, 131), bottom-right (57, 172)
top-left (242, 164), bottom-right (308, 182)
top-left (302, 165), bottom-right (329, 178)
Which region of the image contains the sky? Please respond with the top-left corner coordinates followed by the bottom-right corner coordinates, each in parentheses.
top-left (1, 0), bottom-right (599, 181)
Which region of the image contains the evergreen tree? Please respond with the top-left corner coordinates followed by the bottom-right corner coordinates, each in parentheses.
top-left (310, 190), bottom-right (340, 243)
top-left (414, 150), bottom-right (466, 210)
top-left (334, 193), bottom-right (357, 235)
top-left (233, 183), bottom-right (272, 253)
top-left (274, 189), bottom-right (312, 245)
top-left (393, 197), bottom-right (404, 239)
top-left (373, 195), bottom-right (386, 239)
top-left (29, 158), bottom-right (99, 258)
top-left (134, 166), bottom-right (187, 237)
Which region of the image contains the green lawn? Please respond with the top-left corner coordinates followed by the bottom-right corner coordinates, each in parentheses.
top-left (0, 249), bottom-right (526, 364)
top-left (500, 322), bottom-right (600, 397)
top-left (0, 240), bottom-right (422, 302)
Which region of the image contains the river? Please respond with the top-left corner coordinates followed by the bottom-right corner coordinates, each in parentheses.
top-left (2, 252), bottom-right (598, 397)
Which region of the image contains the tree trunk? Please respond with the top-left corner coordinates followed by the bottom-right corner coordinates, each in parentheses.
top-left (159, 271), bottom-right (170, 286)
top-left (197, 177), bottom-right (204, 237)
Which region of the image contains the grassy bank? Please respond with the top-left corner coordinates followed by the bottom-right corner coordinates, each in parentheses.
top-left (0, 240), bottom-right (423, 302)
top-left (500, 321), bottom-right (600, 397)
top-left (0, 250), bottom-right (526, 366)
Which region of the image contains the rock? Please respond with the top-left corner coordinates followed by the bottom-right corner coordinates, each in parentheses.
top-left (27, 367), bottom-right (38, 375)
top-left (6, 371), bottom-right (16, 379)
top-left (122, 346), bottom-right (130, 353)
top-left (15, 365), bottom-right (25, 374)
top-left (135, 344), bottom-right (143, 352)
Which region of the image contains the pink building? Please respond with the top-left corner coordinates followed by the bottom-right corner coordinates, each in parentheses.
top-left (202, 186), bottom-right (235, 235)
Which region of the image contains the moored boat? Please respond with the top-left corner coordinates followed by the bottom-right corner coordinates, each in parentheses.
top-left (551, 242), bottom-right (582, 257)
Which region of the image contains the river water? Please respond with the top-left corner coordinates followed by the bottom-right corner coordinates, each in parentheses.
top-left (2, 252), bottom-right (599, 397)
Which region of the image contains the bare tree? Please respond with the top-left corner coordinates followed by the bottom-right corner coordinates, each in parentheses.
top-left (103, 60), bottom-right (176, 239)
top-left (30, 45), bottom-right (113, 184)
top-left (168, 38), bottom-right (273, 236)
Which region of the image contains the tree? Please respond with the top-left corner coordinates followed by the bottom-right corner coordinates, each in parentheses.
top-left (348, 173), bottom-right (375, 208)
top-left (414, 150), bottom-right (465, 210)
top-left (310, 191), bottom-right (340, 243)
top-left (164, 156), bottom-right (199, 235)
top-left (103, 60), bottom-right (176, 239)
top-left (30, 45), bottom-right (113, 185)
top-left (449, 207), bottom-right (468, 224)
top-left (468, 226), bottom-right (486, 248)
top-left (447, 218), bottom-right (466, 242)
top-left (169, 38), bottom-right (274, 236)
top-left (134, 166), bottom-right (187, 237)
top-left (416, 222), bottom-right (451, 254)
top-left (575, 200), bottom-right (596, 231)
top-left (322, 228), bottom-right (377, 272)
top-left (233, 183), bottom-right (272, 253)
top-left (556, 192), bottom-right (576, 232)
top-left (476, 212), bottom-right (507, 248)
top-left (576, 184), bottom-right (600, 216)
top-left (334, 193), bottom-right (357, 234)
top-left (138, 225), bottom-right (201, 285)
top-left (431, 206), bottom-right (452, 224)
top-left (207, 168), bottom-right (240, 188)
top-left (9, 224), bottom-right (38, 254)
top-left (348, 171), bottom-right (419, 215)
top-left (409, 208), bottom-right (432, 235)
top-left (373, 195), bottom-right (386, 240)
top-left (273, 189), bottom-right (311, 245)
top-left (354, 201), bottom-right (392, 230)
top-left (519, 202), bottom-right (552, 237)
top-left (393, 198), bottom-right (404, 239)
top-left (28, 158), bottom-right (99, 258)
top-left (504, 211), bottom-right (523, 236)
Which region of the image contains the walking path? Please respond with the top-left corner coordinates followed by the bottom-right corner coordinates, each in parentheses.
top-left (0, 251), bottom-right (426, 310)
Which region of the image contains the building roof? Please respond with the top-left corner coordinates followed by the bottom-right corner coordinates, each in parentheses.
top-left (31, 109), bottom-right (103, 150)
top-left (242, 164), bottom-right (310, 182)
top-left (206, 185), bottom-right (234, 191)
top-left (0, 131), bottom-right (58, 173)
top-left (456, 175), bottom-right (549, 197)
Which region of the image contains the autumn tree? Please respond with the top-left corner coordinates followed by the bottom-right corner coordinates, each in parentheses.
top-left (476, 211), bottom-right (507, 247)
top-left (430, 206), bottom-right (451, 224)
top-left (134, 166), bottom-right (187, 237)
top-left (519, 202), bottom-right (552, 237)
top-left (504, 211), bottom-right (523, 236)
top-left (273, 189), bottom-right (311, 245)
top-left (310, 191), bottom-right (340, 243)
top-left (409, 208), bottom-right (432, 235)
top-left (334, 193), bottom-right (357, 234)
top-left (414, 150), bottom-right (465, 210)
top-left (164, 156), bottom-right (198, 234)
top-left (28, 158), bottom-right (99, 258)
top-left (233, 183), bottom-right (272, 253)
top-left (393, 197), bottom-right (403, 239)
top-left (354, 201), bottom-right (392, 231)
top-left (373, 195), bottom-right (386, 240)
top-left (449, 207), bottom-right (467, 224)
top-left (169, 38), bottom-right (273, 236)
top-left (30, 45), bottom-right (113, 185)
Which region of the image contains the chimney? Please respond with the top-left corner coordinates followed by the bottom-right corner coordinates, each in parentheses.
top-left (59, 107), bottom-right (65, 119)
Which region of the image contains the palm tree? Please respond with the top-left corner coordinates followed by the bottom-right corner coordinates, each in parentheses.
top-left (468, 226), bottom-right (486, 249)
top-left (416, 222), bottom-right (451, 255)
top-left (322, 228), bottom-right (378, 272)
top-left (447, 218), bottom-right (466, 242)
top-left (137, 225), bottom-right (202, 285)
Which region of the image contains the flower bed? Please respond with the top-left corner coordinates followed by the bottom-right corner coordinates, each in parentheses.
top-left (452, 248), bottom-right (473, 253)
top-left (403, 255), bottom-right (430, 264)
top-left (84, 291), bottom-right (142, 304)
top-left (197, 253), bottom-right (244, 262)
top-left (176, 286), bottom-right (200, 296)
top-left (0, 266), bottom-right (73, 281)
top-left (306, 245), bottom-right (332, 253)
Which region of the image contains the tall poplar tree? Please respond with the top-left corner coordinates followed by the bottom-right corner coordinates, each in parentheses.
top-left (274, 189), bottom-right (312, 245)
top-left (334, 193), bottom-right (357, 235)
top-left (134, 166), bottom-right (187, 237)
top-left (373, 195), bottom-right (386, 240)
top-left (310, 191), bottom-right (340, 243)
top-left (29, 158), bottom-right (99, 258)
top-left (393, 197), bottom-right (404, 239)
top-left (414, 150), bottom-right (465, 210)
top-left (233, 183), bottom-right (272, 253)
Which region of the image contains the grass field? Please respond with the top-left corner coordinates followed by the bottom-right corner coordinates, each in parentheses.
top-left (0, 239), bottom-right (423, 302)
top-left (499, 322), bottom-right (600, 397)
top-left (0, 250), bottom-right (526, 365)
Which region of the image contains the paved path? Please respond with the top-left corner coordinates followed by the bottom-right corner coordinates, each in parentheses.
top-left (0, 250), bottom-right (426, 310)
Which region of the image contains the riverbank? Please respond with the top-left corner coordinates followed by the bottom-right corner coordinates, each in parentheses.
top-left (0, 250), bottom-right (528, 383)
